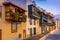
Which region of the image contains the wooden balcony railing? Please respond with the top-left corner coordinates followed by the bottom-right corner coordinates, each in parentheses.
top-left (5, 10), bottom-right (27, 22)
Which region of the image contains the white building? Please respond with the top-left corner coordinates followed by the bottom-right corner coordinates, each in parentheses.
top-left (26, 0), bottom-right (41, 38)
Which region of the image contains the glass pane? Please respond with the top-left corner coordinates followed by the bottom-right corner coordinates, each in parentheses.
top-left (12, 22), bottom-right (17, 30)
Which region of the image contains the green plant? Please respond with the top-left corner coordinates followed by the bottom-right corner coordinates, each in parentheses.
top-left (22, 14), bottom-right (27, 22)
top-left (18, 13), bottom-right (27, 22)
top-left (5, 10), bottom-right (27, 22)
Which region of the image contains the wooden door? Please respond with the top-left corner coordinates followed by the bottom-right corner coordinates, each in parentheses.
top-left (30, 28), bottom-right (32, 36)
top-left (34, 28), bottom-right (36, 35)
top-left (23, 30), bottom-right (26, 39)
top-left (0, 30), bottom-right (2, 40)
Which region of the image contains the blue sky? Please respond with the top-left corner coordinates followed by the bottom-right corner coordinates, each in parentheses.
top-left (6, 0), bottom-right (60, 15)
top-left (32, 0), bottom-right (60, 15)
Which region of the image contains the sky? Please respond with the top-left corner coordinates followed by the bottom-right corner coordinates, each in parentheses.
top-left (32, 0), bottom-right (60, 15)
top-left (5, 0), bottom-right (60, 15)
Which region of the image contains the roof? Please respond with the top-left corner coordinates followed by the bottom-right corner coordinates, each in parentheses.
top-left (3, 2), bottom-right (26, 12)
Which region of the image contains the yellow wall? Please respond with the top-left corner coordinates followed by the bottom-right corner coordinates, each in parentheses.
top-left (2, 21), bottom-right (26, 40)
top-left (36, 20), bottom-right (41, 35)
top-left (1, 5), bottom-right (26, 40)
top-left (46, 26), bottom-right (50, 32)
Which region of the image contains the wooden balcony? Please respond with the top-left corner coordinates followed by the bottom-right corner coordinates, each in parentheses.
top-left (3, 2), bottom-right (27, 22)
top-left (5, 11), bottom-right (12, 21)
top-left (5, 11), bottom-right (18, 21)
top-left (5, 10), bottom-right (27, 22)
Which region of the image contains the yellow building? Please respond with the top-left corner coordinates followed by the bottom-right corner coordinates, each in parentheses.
top-left (39, 9), bottom-right (56, 33)
top-left (47, 12), bottom-right (56, 32)
top-left (0, 2), bottom-right (27, 40)
top-left (0, 0), bottom-right (56, 40)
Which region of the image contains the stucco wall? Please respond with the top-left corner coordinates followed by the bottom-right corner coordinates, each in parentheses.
top-left (2, 21), bottom-right (26, 40)
top-left (36, 19), bottom-right (41, 35)
top-left (1, 4), bottom-right (26, 40)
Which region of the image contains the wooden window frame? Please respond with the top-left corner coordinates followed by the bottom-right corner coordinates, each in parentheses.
top-left (30, 19), bottom-right (32, 25)
top-left (11, 21), bottom-right (17, 33)
top-left (34, 19), bottom-right (36, 25)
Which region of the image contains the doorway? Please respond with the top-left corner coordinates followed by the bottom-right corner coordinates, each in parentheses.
top-left (30, 28), bottom-right (32, 36)
top-left (0, 30), bottom-right (2, 40)
top-left (23, 30), bottom-right (26, 39)
top-left (34, 28), bottom-right (36, 35)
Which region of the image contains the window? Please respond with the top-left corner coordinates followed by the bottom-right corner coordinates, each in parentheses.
top-left (34, 19), bottom-right (36, 25)
top-left (29, 19), bottom-right (32, 25)
top-left (11, 21), bottom-right (17, 33)
top-left (34, 27), bottom-right (36, 35)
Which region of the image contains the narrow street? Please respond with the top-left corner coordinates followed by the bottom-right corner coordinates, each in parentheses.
top-left (39, 29), bottom-right (60, 40)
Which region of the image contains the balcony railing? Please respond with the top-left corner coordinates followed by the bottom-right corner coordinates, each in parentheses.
top-left (48, 20), bottom-right (52, 24)
top-left (32, 12), bottom-right (40, 18)
top-left (42, 20), bottom-right (48, 25)
top-left (47, 20), bottom-right (55, 26)
top-left (43, 17), bottom-right (47, 21)
top-left (5, 10), bottom-right (27, 22)
top-left (52, 20), bottom-right (56, 25)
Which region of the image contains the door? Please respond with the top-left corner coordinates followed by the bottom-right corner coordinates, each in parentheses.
top-left (34, 28), bottom-right (36, 35)
top-left (23, 30), bottom-right (26, 39)
top-left (0, 30), bottom-right (2, 40)
top-left (30, 28), bottom-right (32, 36)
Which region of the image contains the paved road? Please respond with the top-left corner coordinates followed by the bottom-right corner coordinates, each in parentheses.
top-left (39, 29), bottom-right (60, 40)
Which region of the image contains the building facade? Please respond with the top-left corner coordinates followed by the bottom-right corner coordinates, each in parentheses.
top-left (0, 0), bottom-right (27, 40)
top-left (55, 19), bottom-right (60, 29)
top-left (0, 0), bottom-right (41, 40)
top-left (47, 12), bottom-right (56, 32)
top-left (0, 0), bottom-right (56, 40)
top-left (40, 9), bottom-right (56, 33)
top-left (27, 4), bottom-right (41, 37)
top-left (40, 12), bottom-right (48, 33)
